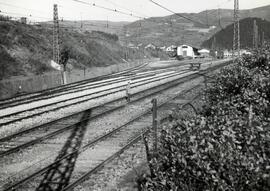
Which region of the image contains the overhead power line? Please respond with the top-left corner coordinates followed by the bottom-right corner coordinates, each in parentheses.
top-left (0, 10), bottom-right (51, 20)
top-left (0, 2), bottom-right (50, 15)
top-left (72, 0), bottom-right (145, 19)
top-left (148, 0), bottom-right (207, 27)
top-left (102, 0), bottom-right (148, 18)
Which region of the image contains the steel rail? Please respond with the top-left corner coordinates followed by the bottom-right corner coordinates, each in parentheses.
top-left (0, 69), bottom-right (190, 126)
top-left (0, 62), bottom-right (149, 105)
top-left (0, 69), bottom-right (198, 157)
top-left (0, 71), bottom-right (156, 110)
top-left (3, 81), bottom-right (201, 191)
top-left (2, 60), bottom-right (232, 191)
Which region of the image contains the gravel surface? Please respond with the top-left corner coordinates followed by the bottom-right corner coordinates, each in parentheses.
top-left (65, 60), bottom-right (231, 191)
top-left (0, 59), bottom-right (231, 190)
top-left (0, 70), bottom-right (192, 139)
top-left (0, 73), bottom-right (202, 190)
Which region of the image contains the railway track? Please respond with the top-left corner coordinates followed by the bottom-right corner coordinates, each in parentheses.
top-left (0, 61), bottom-right (184, 110)
top-left (0, 68), bottom-right (198, 157)
top-left (0, 62), bottom-right (149, 107)
top-left (2, 84), bottom-right (203, 191)
top-left (0, 64), bottom-right (192, 121)
top-left (0, 68), bottom-right (170, 115)
top-left (62, 88), bottom-right (204, 191)
top-left (0, 61), bottom-right (194, 110)
top-left (0, 70), bottom-right (185, 119)
top-left (0, 70), bottom-right (194, 141)
top-left (0, 68), bottom-right (164, 111)
top-left (0, 59), bottom-right (232, 190)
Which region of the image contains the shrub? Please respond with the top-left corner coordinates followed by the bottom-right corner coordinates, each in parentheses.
top-left (139, 47), bottom-right (270, 191)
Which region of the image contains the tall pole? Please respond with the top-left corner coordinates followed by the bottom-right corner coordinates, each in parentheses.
top-left (262, 31), bottom-right (265, 47)
top-left (233, 0), bottom-right (240, 58)
top-left (253, 19), bottom-right (258, 49)
top-left (218, 8), bottom-right (223, 29)
top-left (151, 99), bottom-right (158, 153)
top-left (53, 4), bottom-right (60, 64)
top-left (205, 9), bottom-right (209, 27)
top-left (80, 12), bottom-right (83, 29)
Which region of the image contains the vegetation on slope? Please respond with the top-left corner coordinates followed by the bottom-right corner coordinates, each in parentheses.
top-left (120, 5), bottom-right (270, 48)
top-left (0, 20), bottom-right (147, 79)
top-left (138, 46), bottom-right (270, 190)
top-left (202, 17), bottom-right (270, 50)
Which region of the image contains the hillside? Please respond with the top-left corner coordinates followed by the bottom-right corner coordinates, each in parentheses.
top-left (120, 5), bottom-right (270, 47)
top-left (43, 20), bottom-right (129, 35)
top-left (0, 20), bottom-right (146, 80)
top-left (201, 17), bottom-right (270, 49)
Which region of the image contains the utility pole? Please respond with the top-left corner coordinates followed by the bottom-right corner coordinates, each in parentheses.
top-left (233, 0), bottom-right (240, 58)
top-left (205, 9), bottom-right (209, 27)
top-left (253, 19), bottom-right (258, 49)
top-left (151, 99), bottom-right (158, 153)
top-left (211, 36), bottom-right (216, 58)
top-left (170, 15), bottom-right (174, 38)
top-left (262, 31), bottom-right (265, 47)
top-left (80, 12), bottom-right (83, 29)
top-left (218, 8), bottom-right (223, 29)
top-left (53, 4), bottom-right (60, 64)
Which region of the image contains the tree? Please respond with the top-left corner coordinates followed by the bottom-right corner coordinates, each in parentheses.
top-left (59, 46), bottom-right (70, 71)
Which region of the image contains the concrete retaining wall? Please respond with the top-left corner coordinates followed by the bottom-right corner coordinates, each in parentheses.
top-left (0, 59), bottom-right (157, 99)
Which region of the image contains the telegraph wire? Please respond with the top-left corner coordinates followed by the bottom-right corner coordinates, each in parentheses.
top-left (203, 0), bottom-right (234, 18)
top-left (0, 2), bottom-right (50, 15)
top-left (0, 10), bottom-right (51, 20)
top-left (0, 10), bottom-right (123, 30)
top-left (71, 0), bottom-right (145, 19)
top-left (148, 0), bottom-right (207, 27)
top-left (102, 0), bottom-right (148, 18)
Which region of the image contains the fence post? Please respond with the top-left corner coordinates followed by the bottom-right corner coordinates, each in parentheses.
top-left (151, 98), bottom-right (158, 153)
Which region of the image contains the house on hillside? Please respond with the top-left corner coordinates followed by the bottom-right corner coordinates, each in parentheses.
top-left (145, 43), bottom-right (156, 50)
top-left (166, 45), bottom-right (177, 52)
top-left (198, 49), bottom-right (210, 57)
top-left (223, 49), bottom-right (233, 57)
top-left (241, 49), bottom-right (252, 55)
top-left (159, 46), bottom-right (166, 51)
top-left (177, 44), bottom-right (200, 59)
top-left (127, 43), bottom-right (139, 49)
top-left (20, 17), bottom-right (27, 24)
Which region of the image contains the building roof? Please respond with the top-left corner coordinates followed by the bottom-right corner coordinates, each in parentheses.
top-left (198, 49), bottom-right (210, 53)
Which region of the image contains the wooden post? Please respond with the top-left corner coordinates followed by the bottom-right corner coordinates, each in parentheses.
top-left (151, 98), bottom-right (158, 153)
top-left (62, 65), bottom-right (67, 85)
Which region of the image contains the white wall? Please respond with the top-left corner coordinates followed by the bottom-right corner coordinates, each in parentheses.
top-left (177, 45), bottom-right (194, 58)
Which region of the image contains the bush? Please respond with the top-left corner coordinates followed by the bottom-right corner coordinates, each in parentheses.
top-left (139, 47), bottom-right (270, 190)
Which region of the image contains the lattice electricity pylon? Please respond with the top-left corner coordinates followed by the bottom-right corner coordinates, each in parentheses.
top-left (233, 0), bottom-right (240, 58)
top-left (53, 4), bottom-right (60, 64)
top-left (36, 110), bottom-right (91, 191)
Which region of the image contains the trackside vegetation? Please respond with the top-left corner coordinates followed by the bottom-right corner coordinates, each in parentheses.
top-left (138, 46), bottom-right (270, 190)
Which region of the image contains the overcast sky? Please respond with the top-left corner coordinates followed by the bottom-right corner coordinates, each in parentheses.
top-left (0, 0), bottom-right (269, 22)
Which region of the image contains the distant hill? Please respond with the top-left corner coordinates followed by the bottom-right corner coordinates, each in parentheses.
top-left (197, 5), bottom-right (270, 29)
top-left (119, 5), bottom-right (270, 47)
top-left (201, 17), bottom-right (270, 50)
top-left (0, 20), bottom-right (145, 79)
top-left (43, 20), bottom-right (129, 35)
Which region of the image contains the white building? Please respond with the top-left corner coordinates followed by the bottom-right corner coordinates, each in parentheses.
top-left (198, 49), bottom-right (210, 57)
top-left (223, 50), bottom-right (232, 57)
top-left (177, 45), bottom-right (196, 58)
top-left (166, 45), bottom-right (177, 52)
top-left (145, 43), bottom-right (156, 50)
